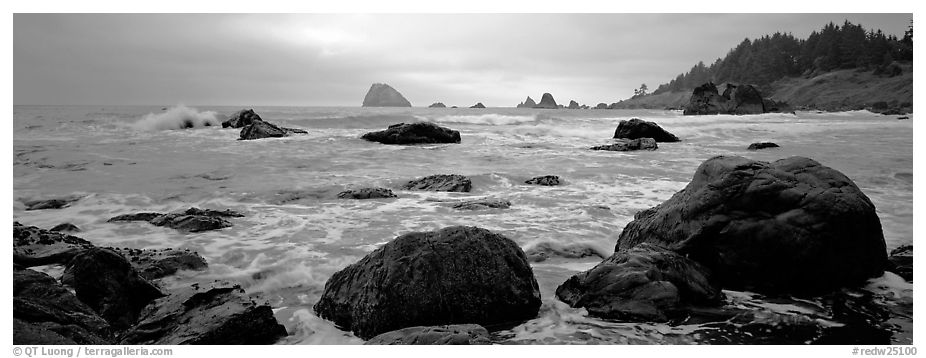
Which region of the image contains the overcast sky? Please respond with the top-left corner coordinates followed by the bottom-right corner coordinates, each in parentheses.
top-left (14, 13), bottom-right (912, 107)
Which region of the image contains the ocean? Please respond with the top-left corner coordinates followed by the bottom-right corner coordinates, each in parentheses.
top-left (12, 105), bottom-right (913, 344)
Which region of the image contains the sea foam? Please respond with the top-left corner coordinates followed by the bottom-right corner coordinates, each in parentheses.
top-left (132, 105), bottom-right (221, 130)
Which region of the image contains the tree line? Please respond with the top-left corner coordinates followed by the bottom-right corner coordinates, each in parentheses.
top-left (652, 20), bottom-right (913, 95)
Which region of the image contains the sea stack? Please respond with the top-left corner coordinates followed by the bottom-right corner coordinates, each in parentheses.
top-left (517, 97), bottom-right (537, 108)
top-left (534, 93), bottom-right (558, 109)
top-left (362, 83), bottom-right (412, 107)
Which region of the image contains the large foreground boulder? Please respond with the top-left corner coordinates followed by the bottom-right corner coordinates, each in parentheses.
top-left (361, 122), bottom-right (461, 144)
top-left (615, 156), bottom-right (888, 294)
top-left (534, 93), bottom-right (558, 109)
top-left (402, 174), bottom-right (472, 192)
top-left (362, 83), bottom-right (412, 107)
top-left (14, 267), bottom-right (113, 344)
top-left (556, 243), bottom-right (722, 321)
top-left (120, 282), bottom-right (288, 344)
top-left (364, 324), bottom-right (491, 345)
top-left (61, 248), bottom-right (164, 330)
top-left (313, 226), bottom-right (542, 339)
top-left (683, 82), bottom-right (766, 115)
top-left (222, 109), bottom-right (263, 128)
top-left (613, 118), bottom-right (680, 142)
top-left (14, 222), bottom-right (94, 266)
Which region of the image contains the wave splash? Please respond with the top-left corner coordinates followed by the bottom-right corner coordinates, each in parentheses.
top-left (133, 105), bottom-right (221, 131)
top-left (430, 114), bottom-right (538, 126)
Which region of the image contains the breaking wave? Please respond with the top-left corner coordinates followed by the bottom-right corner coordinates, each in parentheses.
top-left (431, 114), bottom-right (538, 125)
top-left (132, 105), bottom-right (221, 130)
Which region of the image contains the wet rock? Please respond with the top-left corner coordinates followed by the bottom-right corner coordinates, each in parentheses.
top-left (361, 122), bottom-right (461, 145)
top-left (517, 97), bottom-right (537, 108)
top-left (887, 245), bottom-right (912, 281)
top-left (61, 248), bottom-right (164, 330)
top-left (402, 174), bottom-right (472, 192)
top-left (525, 175), bottom-right (561, 186)
top-left (239, 120), bottom-right (288, 140)
top-left (524, 241), bottom-right (606, 262)
top-left (148, 214), bottom-right (232, 232)
top-left (428, 102), bottom-right (447, 108)
top-left (452, 198), bottom-right (511, 210)
top-left (897, 116), bottom-right (910, 120)
top-left (590, 138), bottom-right (658, 151)
top-left (470, 102), bottom-right (486, 109)
top-left (747, 142), bottom-right (780, 150)
top-left (23, 196), bottom-right (81, 211)
top-left (108, 212), bottom-right (162, 222)
top-left (615, 155), bottom-right (888, 294)
top-left (337, 187), bottom-right (398, 199)
top-left (555, 243), bottom-right (722, 321)
top-left (14, 267), bottom-right (113, 344)
top-left (362, 83), bottom-right (412, 107)
top-left (222, 109), bottom-right (263, 128)
top-left (181, 207), bottom-right (245, 218)
top-left (120, 281), bottom-right (288, 344)
top-left (534, 93), bottom-right (558, 109)
top-left (106, 247), bottom-right (208, 280)
top-left (314, 226), bottom-right (542, 339)
top-left (613, 118), bottom-right (680, 142)
top-left (49, 223), bottom-right (80, 233)
top-left (14, 223), bottom-right (94, 266)
top-left (364, 324), bottom-right (491, 345)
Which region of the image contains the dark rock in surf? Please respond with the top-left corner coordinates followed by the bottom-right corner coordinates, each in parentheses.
top-left (428, 102), bottom-right (447, 108)
top-left (106, 247), bottom-right (208, 280)
top-left (402, 174), bottom-right (472, 192)
top-left (314, 226), bottom-right (542, 339)
top-left (887, 245), bottom-right (912, 281)
top-left (534, 93), bottom-right (558, 109)
top-left (613, 118), bottom-right (680, 142)
top-left (23, 196), bottom-right (82, 211)
top-left (470, 102), bottom-right (486, 109)
top-left (525, 175), bottom-right (561, 186)
top-left (222, 109), bottom-right (263, 128)
top-left (452, 198), bottom-right (511, 210)
top-left (108, 212), bottom-right (162, 222)
top-left (590, 138), bottom-right (658, 151)
top-left (524, 241), bottom-right (606, 263)
top-left (556, 243), bottom-right (722, 321)
top-left (362, 83), bottom-right (412, 107)
top-left (615, 155), bottom-right (889, 294)
top-left (120, 281), bottom-right (287, 344)
top-left (14, 267), bottom-right (113, 344)
top-left (61, 248), bottom-right (164, 330)
top-left (239, 120), bottom-right (288, 140)
top-left (148, 214), bottom-right (232, 232)
top-left (337, 187), bottom-right (398, 200)
top-left (364, 324), bottom-right (491, 345)
top-left (747, 142), bottom-right (780, 150)
top-left (14, 223), bottom-right (94, 267)
top-left (49, 223), bottom-right (80, 233)
top-left (361, 122), bottom-right (461, 145)
top-left (683, 82), bottom-right (766, 115)
top-left (517, 96), bottom-right (537, 108)
top-left (181, 207), bottom-right (245, 218)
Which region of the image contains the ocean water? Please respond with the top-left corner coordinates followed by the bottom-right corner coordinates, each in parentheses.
top-left (12, 105), bottom-right (913, 344)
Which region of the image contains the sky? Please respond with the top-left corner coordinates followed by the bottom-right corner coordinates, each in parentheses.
top-left (13, 13), bottom-right (913, 107)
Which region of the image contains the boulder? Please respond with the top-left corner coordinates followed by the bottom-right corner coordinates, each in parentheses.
top-left (61, 248), bottom-right (164, 330)
top-left (364, 324), bottom-right (491, 345)
top-left (362, 83), bottom-right (412, 107)
top-left (887, 245), bottom-right (912, 281)
top-left (49, 223), bottom-right (80, 233)
top-left (613, 118), bottom-right (680, 142)
top-left (314, 226), bottom-right (542, 339)
top-left (239, 120), bottom-right (287, 140)
top-left (568, 100), bottom-right (580, 109)
top-left (14, 267), bottom-right (113, 344)
top-left (452, 198), bottom-right (511, 210)
top-left (524, 241), bottom-right (606, 262)
top-left (14, 223), bottom-right (94, 266)
top-left (534, 93), bottom-right (558, 109)
top-left (428, 102), bottom-right (447, 108)
top-left (470, 102), bottom-right (486, 109)
top-left (361, 122), bottom-right (461, 145)
top-left (615, 156), bottom-right (888, 294)
top-left (23, 196), bottom-right (81, 211)
top-left (590, 138), bottom-right (658, 151)
top-left (120, 282), bottom-right (288, 344)
top-left (222, 109), bottom-right (263, 128)
top-left (747, 142), bottom-right (780, 150)
top-left (723, 84), bottom-right (766, 115)
top-left (683, 82), bottom-right (766, 115)
top-left (556, 243), bottom-right (722, 321)
top-left (525, 175), bottom-right (560, 186)
top-left (402, 174), bottom-right (472, 192)
top-left (106, 247), bottom-right (209, 280)
top-left (516, 96), bottom-right (537, 108)
top-left (337, 187), bottom-right (398, 200)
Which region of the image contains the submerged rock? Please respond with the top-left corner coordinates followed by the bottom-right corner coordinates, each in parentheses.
top-left (534, 93), bottom-right (558, 109)
top-left (61, 248), bottom-right (164, 330)
top-left (23, 196), bottom-right (82, 211)
top-left (517, 97), bottom-right (537, 108)
top-left (49, 223), bottom-right (80, 233)
top-left (452, 198), bottom-right (511, 210)
top-left (402, 174), bottom-right (472, 192)
top-left (747, 142), bottom-right (780, 150)
top-left (14, 267), bottom-right (112, 344)
top-left (337, 187), bottom-right (398, 199)
top-left (361, 122), bottom-right (461, 145)
top-left (428, 102), bottom-right (447, 108)
top-left (362, 83), bottom-right (412, 107)
top-left (181, 207), bottom-right (245, 218)
top-left (107, 247), bottom-right (208, 280)
top-left (887, 245), bottom-right (912, 281)
top-left (615, 155), bottom-right (888, 294)
top-left (525, 175), bottom-right (561, 186)
top-left (470, 102), bottom-right (486, 109)
top-left (590, 138), bottom-right (658, 151)
top-left (222, 109), bottom-right (263, 128)
top-left (613, 118), bottom-right (680, 142)
top-left (108, 212), bottom-right (162, 222)
top-left (120, 282), bottom-right (288, 344)
top-left (556, 243), bottom-right (722, 321)
top-left (364, 324), bottom-right (491, 345)
top-left (314, 226), bottom-right (542, 339)
top-left (14, 223), bottom-right (94, 267)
